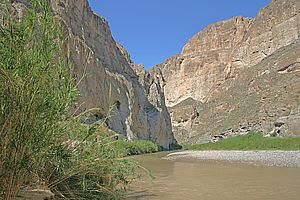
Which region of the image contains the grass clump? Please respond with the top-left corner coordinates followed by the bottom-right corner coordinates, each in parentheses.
top-left (183, 132), bottom-right (300, 151)
top-left (111, 140), bottom-right (159, 157)
top-left (49, 121), bottom-right (138, 200)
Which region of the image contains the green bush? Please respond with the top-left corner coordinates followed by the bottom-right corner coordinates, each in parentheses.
top-left (0, 1), bottom-right (77, 198)
top-left (125, 140), bottom-right (159, 155)
top-left (48, 121), bottom-right (138, 200)
top-left (0, 1), bottom-right (137, 199)
top-left (111, 140), bottom-right (159, 157)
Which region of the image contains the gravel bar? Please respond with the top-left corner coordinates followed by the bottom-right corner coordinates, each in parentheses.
top-left (164, 150), bottom-right (300, 167)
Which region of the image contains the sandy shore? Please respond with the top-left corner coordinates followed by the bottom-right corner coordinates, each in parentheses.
top-left (164, 150), bottom-right (300, 167)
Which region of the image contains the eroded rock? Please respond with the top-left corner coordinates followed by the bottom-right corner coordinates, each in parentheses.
top-left (9, 0), bottom-right (177, 148)
top-left (150, 0), bottom-right (300, 143)
top-left (50, 0), bottom-right (176, 149)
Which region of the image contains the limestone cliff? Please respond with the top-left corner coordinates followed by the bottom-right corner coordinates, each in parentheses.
top-left (6, 0), bottom-right (176, 148)
top-left (50, 0), bottom-right (176, 148)
top-left (150, 0), bottom-right (300, 143)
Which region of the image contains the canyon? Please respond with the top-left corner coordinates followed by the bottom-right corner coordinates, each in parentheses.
top-left (12, 0), bottom-right (300, 146)
top-left (5, 1), bottom-right (300, 199)
top-left (56, 0), bottom-right (300, 144)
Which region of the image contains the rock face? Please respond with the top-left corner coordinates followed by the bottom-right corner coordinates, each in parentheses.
top-left (150, 0), bottom-right (300, 143)
top-left (11, 0), bottom-right (176, 148)
top-left (48, 0), bottom-right (176, 148)
top-left (2, 0), bottom-right (175, 148)
top-left (151, 16), bottom-right (253, 106)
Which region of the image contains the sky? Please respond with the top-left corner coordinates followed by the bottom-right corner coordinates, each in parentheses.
top-left (88, 0), bottom-right (272, 69)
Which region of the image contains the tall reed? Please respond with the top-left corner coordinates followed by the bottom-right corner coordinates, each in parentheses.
top-left (0, 0), bottom-right (77, 198)
top-left (0, 1), bottom-right (137, 199)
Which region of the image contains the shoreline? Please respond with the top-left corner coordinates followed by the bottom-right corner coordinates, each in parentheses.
top-left (163, 150), bottom-right (300, 168)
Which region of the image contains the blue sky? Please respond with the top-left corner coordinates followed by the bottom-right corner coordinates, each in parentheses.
top-left (88, 0), bottom-right (271, 69)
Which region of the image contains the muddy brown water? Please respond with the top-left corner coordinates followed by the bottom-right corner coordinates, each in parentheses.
top-left (127, 152), bottom-right (300, 200)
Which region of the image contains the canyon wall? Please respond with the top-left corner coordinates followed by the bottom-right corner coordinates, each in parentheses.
top-left (10, 0), bottom-right (300, 145)
top-left (150, 0), bottom-right (300, 143)
top-left (6, 0), bottom-right (177, 148)
top-left (50, 0), bottom-right (176, 148)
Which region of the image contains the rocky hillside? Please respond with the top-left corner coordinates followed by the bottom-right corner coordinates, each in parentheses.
top-left (11, 0), bottom-right (176, 149)
top-left (150, 0), bottom-right (300, 143)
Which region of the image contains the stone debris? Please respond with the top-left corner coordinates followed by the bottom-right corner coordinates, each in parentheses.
top-left (16, 188), bottom-right (54, 200)
top-left (165, 150), bottom-right (300, 168)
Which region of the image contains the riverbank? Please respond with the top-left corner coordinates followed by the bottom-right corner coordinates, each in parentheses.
top-left (182, 132), bottom-right (300, 150)
top-left (164, 150), bottom-right (300, 167)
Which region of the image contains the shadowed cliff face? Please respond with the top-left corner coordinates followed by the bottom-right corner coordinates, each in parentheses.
top-left (10, 0), bottom-right (176, 148)
top-left (150, 0), bottom-right (300, 143)
top-left (50, 0), bottom-right (176, 148)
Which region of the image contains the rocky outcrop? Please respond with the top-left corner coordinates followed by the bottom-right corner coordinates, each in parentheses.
top-left (150, 0), bottom-right (300, 143)
top-left (274, 107), bottom-right (300, 137)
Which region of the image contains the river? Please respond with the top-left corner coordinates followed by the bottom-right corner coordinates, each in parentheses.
top-left (127, 152), bottom-right (300, 200)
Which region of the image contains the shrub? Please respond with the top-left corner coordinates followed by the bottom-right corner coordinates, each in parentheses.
top-left (0, 0), bottom-right (77, 198)
top-left (111, 140), bottom-right (159, 157)
top-left (48, 121), bottom-right (138, 200)
top-left (0, 1), bottom-right (137, 199)
top-left (125, 140), bottom-right (159, 155)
